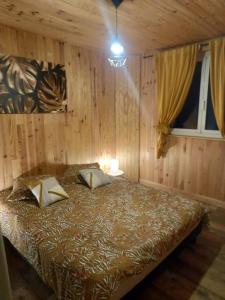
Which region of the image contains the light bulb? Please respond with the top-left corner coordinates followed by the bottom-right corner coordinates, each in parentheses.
top-left (110, 42), bottom-right (124, 56)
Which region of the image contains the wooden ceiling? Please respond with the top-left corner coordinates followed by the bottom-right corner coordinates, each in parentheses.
top-left (0, 0), bottom-right (225, 54)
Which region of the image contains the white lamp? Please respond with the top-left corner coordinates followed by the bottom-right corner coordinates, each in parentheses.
top-left (107, 159), bottom-right (124, 176)
top-left (110, 159), bottom-right (119, 173)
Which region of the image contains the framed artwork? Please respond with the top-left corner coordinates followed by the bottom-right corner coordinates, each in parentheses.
top-left (0, 54), bottom-right (67, 113)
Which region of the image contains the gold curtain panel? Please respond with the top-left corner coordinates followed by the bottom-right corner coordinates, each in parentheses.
top-left (210, 38), bottom-right (225, 137)
top-left (156, 44), bottom-right (198, 158)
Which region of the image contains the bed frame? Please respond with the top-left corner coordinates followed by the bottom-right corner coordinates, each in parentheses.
top-left (111, 220), bottom-right (204, 299)
top-left (4, 220), bottom-right (204, 300)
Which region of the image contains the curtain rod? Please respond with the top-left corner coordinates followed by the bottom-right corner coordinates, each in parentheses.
top-left (143, 41), bottom-right (210, 59)
top-left (143, 54), bottom-right (154, 59)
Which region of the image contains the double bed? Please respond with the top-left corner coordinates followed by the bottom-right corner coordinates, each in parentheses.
top-left (0, 175), bottom-right (207, 300)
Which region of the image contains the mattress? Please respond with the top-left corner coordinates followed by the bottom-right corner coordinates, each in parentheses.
top-left (0, 177), bottom-right (207, 300)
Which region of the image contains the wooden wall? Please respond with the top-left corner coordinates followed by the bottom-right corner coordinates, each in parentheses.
top-left (115, 58), bottom-right (141, 181)
top-left (0, 24), bottom-right (141, 189)
top-left (140, 56), bottom-right (225, 202)
top-left (0, 24), bottom-right (224, 204)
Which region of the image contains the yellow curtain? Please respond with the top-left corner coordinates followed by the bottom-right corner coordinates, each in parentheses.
top-left (156, 44), bottom-right (198, 158)
top-left (210, 38), bottom-right (225, 137)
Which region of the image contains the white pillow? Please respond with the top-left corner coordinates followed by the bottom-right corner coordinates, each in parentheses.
top-left (26, 176), bottom-right (69, 208)
top-left (79, 168), bottom-right (112, 189)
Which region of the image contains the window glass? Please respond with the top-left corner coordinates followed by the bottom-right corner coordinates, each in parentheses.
top-left (173, 61), bottom-right (202, 129)
top-left (205, 78), bottom-right (218, 130)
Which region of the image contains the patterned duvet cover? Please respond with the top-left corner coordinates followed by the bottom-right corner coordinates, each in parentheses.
top-left (0, 177), bottom-right (207, 300)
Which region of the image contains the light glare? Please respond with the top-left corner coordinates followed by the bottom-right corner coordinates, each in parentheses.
top-left (110, 42), bottom-right (124, 55)
top-left (110, 159), bottom-right (119, 173)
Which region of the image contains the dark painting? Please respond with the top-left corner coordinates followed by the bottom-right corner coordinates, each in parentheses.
top-left (0, 54), bottom-right (67, 113)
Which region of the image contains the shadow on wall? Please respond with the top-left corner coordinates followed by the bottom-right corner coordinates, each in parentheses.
top-left (20, 162), bottom-right (68, 177)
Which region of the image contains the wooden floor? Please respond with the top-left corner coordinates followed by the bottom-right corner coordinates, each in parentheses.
top-left (5, 205), bottom-right (225, 300)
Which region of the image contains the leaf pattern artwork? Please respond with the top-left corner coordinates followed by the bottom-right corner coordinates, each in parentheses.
top-left (0, 54), bottom-right (67, 113)
top-left (38, 65), bottom-right (67, 112)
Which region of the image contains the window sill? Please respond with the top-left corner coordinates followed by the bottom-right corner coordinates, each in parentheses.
top-left (171, 129), bottom-right (224, 141)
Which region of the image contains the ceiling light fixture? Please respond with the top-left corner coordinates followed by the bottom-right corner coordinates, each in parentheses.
top-left (108, 0), bottom-right (126, 68)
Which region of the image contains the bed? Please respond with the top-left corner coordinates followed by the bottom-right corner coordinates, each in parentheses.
top-left (0, 175), bottom-right (207, 300)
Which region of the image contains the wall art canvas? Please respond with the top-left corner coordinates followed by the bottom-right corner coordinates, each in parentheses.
top-left (0, 54), bottom-right (67, 113)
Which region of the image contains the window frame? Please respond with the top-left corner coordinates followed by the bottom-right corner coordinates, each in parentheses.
top-left (172, 51), bottom-right (223, 139)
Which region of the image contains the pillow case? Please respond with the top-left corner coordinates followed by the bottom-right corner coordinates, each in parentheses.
top-left (7, 175), bottom-right (50, 202)
top-left (62, 163), bottom-right (100, 184)
top-left (79, 168), bottom-right (112, 189)
top-left (25, 176), bottom-right (69, 208)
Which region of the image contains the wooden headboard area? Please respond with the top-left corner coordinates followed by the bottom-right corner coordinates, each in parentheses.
top-left (0, 24), bottom-right (141, 190)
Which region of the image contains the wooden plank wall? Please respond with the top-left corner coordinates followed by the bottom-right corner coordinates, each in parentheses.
top-left (140, 56), bottom-right (225, 202)
top-left (1, 24), bottom-right (224, 203)
top-left (0, 24), bottom-right (141, 189)
top-left (115, 57), bottom-right (141, 181)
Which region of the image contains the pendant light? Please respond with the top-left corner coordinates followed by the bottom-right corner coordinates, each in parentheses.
top-left (108, 0), bottom-right (126, 67)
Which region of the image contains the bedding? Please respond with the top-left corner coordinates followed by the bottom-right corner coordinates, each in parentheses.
top-left (62, 162), bottom-right (100, 184)
top-left (79, 168), bottom-right (112, 189)
top-left (7, 174), bottom-right (50, 202)
top-left (25, 176), bottom-right (69, 208)
top-left (0, 177), bottom-right (207, 300)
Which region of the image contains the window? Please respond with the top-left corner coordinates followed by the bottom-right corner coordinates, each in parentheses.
top-left (172, 52), bottom-right (222, 139)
